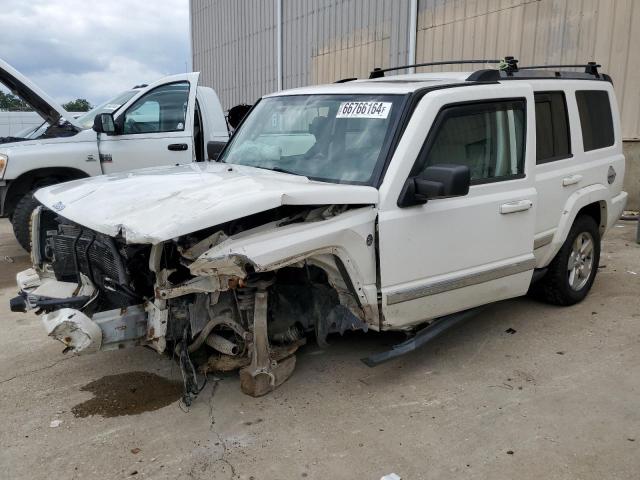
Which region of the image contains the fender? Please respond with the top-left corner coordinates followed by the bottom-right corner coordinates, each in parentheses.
top-left (189, 206), bottom-right (380, 323)
top-left (537, 183), bottom-right (609, 268)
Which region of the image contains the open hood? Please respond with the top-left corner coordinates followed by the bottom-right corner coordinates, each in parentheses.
top-left (35, 163), bottom-right (379, 244)
top-left (0, 58), bottom-right (82, 130)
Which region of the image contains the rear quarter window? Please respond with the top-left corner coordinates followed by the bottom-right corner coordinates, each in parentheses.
top-left (534, 91), bottom-right (571, 164)
top-left (575, 90), bottom-right (614, 151)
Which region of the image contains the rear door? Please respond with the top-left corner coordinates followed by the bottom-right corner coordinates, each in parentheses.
top-left (378, 85), bottom-right (537, 329)
top-left (531, 88), bottom-right (578, 256)
top-left (98, 73), bottom-right (199, 174)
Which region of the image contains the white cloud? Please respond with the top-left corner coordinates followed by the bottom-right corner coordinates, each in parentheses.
top-left (0, 0), bottom-right (190, 105)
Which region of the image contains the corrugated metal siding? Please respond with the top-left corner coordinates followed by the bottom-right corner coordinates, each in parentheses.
top-left (415, 0), bottom-right (640, 139)
top-left (283, 0), bottom-right (410, 87)
top-left (191, 0), bottom-right (640, 139)
top-left (191, 0), bottom-right (278, 108)
top-left (191, 0), bottom-right (411, 107)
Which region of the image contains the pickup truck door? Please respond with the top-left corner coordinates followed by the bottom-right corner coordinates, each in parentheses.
top-left (98, 72), bottom-right (200, 174)
top-left (378, 85), bottom-right (537, 329)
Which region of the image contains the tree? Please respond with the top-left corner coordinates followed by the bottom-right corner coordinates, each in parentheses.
top-left (62, 98), bottom-right (92, 112)
top-left (0, 91), bottom-right (30, 111)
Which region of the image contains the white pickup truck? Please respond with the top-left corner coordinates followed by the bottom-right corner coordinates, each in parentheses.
top-left (0, 59), bottom-right (229, 250)
top-left (11, 59), bottom-right (627, 399)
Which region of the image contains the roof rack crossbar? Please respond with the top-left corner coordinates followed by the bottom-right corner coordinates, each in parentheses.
top-left (369, 59), bottom-right (503, 79)
top-left (518, 62), bottom-right (601, 76)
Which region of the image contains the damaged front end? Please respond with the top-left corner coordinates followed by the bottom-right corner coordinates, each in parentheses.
top-left (12, 203), bottom-right (378, 397)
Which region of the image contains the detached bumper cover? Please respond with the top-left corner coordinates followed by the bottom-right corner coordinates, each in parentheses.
top-left (11, 268), bottom-right (149, 354)
top-left (43, 308), bottom-right (102, 354)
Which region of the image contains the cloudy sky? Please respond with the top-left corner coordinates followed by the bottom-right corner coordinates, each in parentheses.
top-left (0, 0), bottom-right (190, 106)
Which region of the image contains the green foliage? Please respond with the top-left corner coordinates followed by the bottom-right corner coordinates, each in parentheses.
top-left (0, 91), bottom-right (30, 111)
top-left (62, 98), bottom-right (92, 112)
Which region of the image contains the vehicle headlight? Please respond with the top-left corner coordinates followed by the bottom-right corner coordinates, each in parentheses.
top-left (0, 153), bottom-right (7, 178)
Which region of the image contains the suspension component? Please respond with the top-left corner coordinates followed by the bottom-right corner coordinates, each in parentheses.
top-left (239, 284), bottom-right (296, 397)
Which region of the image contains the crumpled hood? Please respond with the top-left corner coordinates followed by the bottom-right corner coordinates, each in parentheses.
top-left (35, 163), bottom-right (378, 244)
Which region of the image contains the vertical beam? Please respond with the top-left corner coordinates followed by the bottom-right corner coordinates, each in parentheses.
top-left (277, 0), bottom-right (283, 90)
top-left (188, 0), bottom-right (194, 72)
top-left (407, 0), bottom-right (418, 73)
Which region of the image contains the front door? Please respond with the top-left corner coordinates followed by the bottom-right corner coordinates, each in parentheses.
top-left (378, 85), bottom-right (537, 329)
top-left (98, 72), bottom-right (199, 174)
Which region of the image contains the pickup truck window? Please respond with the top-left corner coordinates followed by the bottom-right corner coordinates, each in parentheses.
top-left (576, 90), bottom-right (614, 151)
top-left (76, 89), bottom-right (138, 129)
top-left (534, 92), bottom-right (571, 163)
top-left (220, 94), bottom-right (404, 184)
top-left (416, 99), bottom-right (526, 183)
top-left (122, 81), bottom-right (190, 135)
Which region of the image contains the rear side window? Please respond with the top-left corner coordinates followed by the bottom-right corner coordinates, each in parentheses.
top-left (534, 92), bottom-right (570, 163)
top-left (416, 99), bottom-right (526, 183)
top-left (576, 90), bottom-right (614, 151)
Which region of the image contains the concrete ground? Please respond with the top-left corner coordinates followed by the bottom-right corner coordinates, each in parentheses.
top-left (0, 218), bottom-right (638, 480)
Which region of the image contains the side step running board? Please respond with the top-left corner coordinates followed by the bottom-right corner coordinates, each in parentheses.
top-left (361, 307), bottom-right (483, 367)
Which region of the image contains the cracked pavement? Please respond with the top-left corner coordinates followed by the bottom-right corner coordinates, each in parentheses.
top-left (0, 218), bottom-right (639, 479)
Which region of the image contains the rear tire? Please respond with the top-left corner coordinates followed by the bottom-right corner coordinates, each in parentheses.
top-left (11, 190), bottom-right (41, 252)
top-left (533, 215), bottom-right (600, 306)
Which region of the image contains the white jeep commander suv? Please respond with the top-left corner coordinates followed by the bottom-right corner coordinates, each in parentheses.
top-left (11, 58), bottom-right (627, 399)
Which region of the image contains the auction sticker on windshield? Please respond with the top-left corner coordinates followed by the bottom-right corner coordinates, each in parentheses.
top-left (336, 101), bottom-right (392, 119)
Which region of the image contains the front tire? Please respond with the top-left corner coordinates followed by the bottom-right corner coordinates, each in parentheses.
top-left (534, 215), bottom-right (600, 306)
top-left (11, 190), bottom-right (41, 252)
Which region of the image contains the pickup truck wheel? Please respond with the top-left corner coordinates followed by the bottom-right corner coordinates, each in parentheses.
top-left (11, 190), bottom-right (41, 252)
top-left (535, 215), bottom-right (600, 306)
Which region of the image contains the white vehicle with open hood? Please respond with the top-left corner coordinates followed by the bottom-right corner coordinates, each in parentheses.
top-left (0, 58), bottom-right (230, 251)
top-left (11, 58), bottom-right (627, 400)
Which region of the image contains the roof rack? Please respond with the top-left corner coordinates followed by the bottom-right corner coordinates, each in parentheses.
top-left (368, 59), bottom-right (512, 79)
top-left (367, 57), bottom-right (610, 83)
top-left (466, 60), bottom-right (611, 82)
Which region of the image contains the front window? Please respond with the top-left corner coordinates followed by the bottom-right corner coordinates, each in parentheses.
top-left (121, 82), bottom-right (190, 134)
top-left (219, 94), bottom-right (405, 184)
top-left (76, 90), bottom-right (138, 129)
top-left (416, 99), bottom-right (526, 183)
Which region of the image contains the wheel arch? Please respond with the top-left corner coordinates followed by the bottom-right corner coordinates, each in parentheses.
top-left (4, 167), bottom-right (90, 217)
top-left (538, 184), bottom-right (609, 268)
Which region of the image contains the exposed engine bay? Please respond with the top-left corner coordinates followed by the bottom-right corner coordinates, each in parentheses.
top-left (14, 203), bottom-right (375, 399)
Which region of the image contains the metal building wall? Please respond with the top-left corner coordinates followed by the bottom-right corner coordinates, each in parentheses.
top-left (282, 0), bottom-right (410, 88)
top-left (190, 0), bottom-right (278, 108)
top-left (415, 0), bottom-right (640, 140)
top-left (191, 0), bottom-right (411, 108)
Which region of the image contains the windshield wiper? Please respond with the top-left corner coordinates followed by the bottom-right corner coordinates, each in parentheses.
top-left (270, 166), bottom-right (301, 176)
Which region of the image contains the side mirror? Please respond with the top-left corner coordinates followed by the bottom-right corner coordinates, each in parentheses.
top-left (398, 164), bottom-right (471, 207)
top-left (207, 140), bottom-right (226, 161)
top-left (93, 113), bottom-right (116, 134)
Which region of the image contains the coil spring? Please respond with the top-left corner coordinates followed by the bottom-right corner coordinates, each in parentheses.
top-left (236, 285), bottom-right (256, 311)
top-left (235, 275), bottom-right (276, 312)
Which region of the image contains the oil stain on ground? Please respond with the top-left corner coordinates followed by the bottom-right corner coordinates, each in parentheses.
top-left (72, 371), bottom-right (182, 418)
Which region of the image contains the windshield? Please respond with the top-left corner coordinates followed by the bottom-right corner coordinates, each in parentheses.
top-left (220, 94), bottom-right (405, 184)
top-left (76, 89), bottom-right (138, 129)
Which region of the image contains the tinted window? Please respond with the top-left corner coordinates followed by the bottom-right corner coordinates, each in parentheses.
top-left (576, 90), bottom-right (614, 151)
top-left (417, 99), bottom-right (526, 183)
top-left (122, 82), bottom-right (189, 134)
top-left (534, 92), bottom-right (570, 163)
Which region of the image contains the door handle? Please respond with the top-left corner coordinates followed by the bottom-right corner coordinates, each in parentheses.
top-left (168, 143), bottom-right (188, 151)
top-left (562, 174), bottom-right (582, 186)
top-left (500, 200), bottom-right (533, 214)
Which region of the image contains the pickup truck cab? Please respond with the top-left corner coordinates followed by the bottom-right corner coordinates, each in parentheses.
top-left (10, 59), bottom-right (627, 399)
top-left (0, 58), bottom-right (229, 250)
